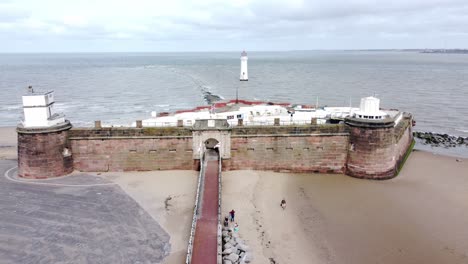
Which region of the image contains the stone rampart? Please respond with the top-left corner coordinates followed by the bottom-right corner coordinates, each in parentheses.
top-left (20, 115), bottom-right (414, 180)
top-left (224, 125), bottom-right (349, 173)
top-left (69, 127), bottom-right (195, 172)
top-left (17, 121), bottom-right (73, 179)
top-left (345, 113), bottom-right (413, 180)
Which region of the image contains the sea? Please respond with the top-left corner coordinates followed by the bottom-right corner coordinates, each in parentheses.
top-left (1, 51), bottom-right (467, 157)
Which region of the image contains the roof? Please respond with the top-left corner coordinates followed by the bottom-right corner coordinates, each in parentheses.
top-left (241, 51), bottom-right (247, 57)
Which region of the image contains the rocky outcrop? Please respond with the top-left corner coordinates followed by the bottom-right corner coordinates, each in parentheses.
top-left (221, 226), bottom-right (252, 264)
top-left (413, 132), bottom-right (468, 148)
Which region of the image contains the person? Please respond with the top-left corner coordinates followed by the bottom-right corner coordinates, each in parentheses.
top-left (234, 223), bottom-right (239, 232)
top-left (223, 216), bottom-right (229, 227)
top-left (229, 209), bottom-right (235, 222)
top-left (280, 199), bottom-right (286, 210)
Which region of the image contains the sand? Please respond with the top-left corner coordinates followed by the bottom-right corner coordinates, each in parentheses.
top-left (222, 151), bottom-right (468, 264)
top-left (0, 127), bottom-right (17, 160)
top-left (2, 126), bottom-right (468, 264)
top-left (99, 170), bottom-right (198, 264)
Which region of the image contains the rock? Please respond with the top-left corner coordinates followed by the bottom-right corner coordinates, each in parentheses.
top-left (238, 243), bottom-right (249, 252)
top-left (223, 259), bottom-right (233, 264)
top-left (226, 253), bottom-right (239, 263)
top-left (222, 231), bottom-right (229, 237)
top-left (222, 248), bottom-right (234, 255)
top-left (243, 252), bottom-right (253, 263)
top-left (223, 242), bottom-right (234, 250)
top-left (224, 237), bottom-right (230, 243)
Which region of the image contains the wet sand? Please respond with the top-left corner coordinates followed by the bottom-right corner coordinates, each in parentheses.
top-left (0, 127), bottom-right (16, 160)
top-left (99, 170), bottom-right (198, 264)
top-left (222, 151), bottom-right (468, 264)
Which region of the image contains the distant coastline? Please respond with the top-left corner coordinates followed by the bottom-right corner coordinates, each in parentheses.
top-left (420, 49), bottom-right (468, 54)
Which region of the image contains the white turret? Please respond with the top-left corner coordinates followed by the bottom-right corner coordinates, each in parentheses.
top-left (353, 96), bottom-right (388, 120)
top-left (240, 51), bottom-right (248, 81)
top-left (21, 86), bottom-right (65, 127)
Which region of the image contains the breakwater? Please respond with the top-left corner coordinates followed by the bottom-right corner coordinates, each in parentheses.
top-left (413, 131), bottom-right (467, 148)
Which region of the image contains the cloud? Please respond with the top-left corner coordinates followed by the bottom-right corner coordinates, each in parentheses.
top-left (1, 0), bottom-right (468, 51)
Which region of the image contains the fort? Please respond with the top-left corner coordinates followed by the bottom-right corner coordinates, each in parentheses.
top-left (15, 88), bottom-right (415, 263)
top-left (17, 92), bottom-right (414, 180)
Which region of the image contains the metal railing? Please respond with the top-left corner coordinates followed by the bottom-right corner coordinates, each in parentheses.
top-left (230, 120), bottom-right (321, 127)
top-left (142, 119), bottom-right (323, 128)
top-left (217, 154), bottom-right (222, 264)
top-left (185, 152), bottom-right (205, 264)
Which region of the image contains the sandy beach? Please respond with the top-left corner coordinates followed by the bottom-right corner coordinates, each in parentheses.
top-left (222, 151), bottom-right (468, 264)
top-left (96, 170), bottom-right (198, 264)
top-left (2, 126), bottom-right (468, 264)
top-left (0, 127), bottom-right (17, 160)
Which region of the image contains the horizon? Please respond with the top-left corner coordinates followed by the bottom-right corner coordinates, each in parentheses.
top-left (1, 48), bottom-right (467, 54)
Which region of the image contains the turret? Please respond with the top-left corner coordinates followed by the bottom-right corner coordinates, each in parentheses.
top-left (345, 96), bottom-right (413, 180)
top-left (17, 87), bottom-right (73, 179)
top-left (240, 51), bottom-right (248, 81)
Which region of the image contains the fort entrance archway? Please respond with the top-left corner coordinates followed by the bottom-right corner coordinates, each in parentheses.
top-left (192, 119), bottom-right (231, 160)
top-left (205, 138), bottom-right (219, 149)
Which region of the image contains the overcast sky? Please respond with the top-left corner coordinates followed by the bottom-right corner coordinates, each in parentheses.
top-left (1, 0), bottom-right (468, 52)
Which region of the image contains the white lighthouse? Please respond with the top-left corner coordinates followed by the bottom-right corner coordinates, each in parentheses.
top-left (240, 51), bottom-right (248, 81)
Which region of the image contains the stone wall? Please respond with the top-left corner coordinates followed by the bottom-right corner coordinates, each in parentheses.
top-left (224, 124), bottom-right (349, 173)
top-left (345, 114), bottom-right (413, 180)
top-left (17, 121), bottom-right (73, 179)
top-left (393, 114), bottom-right (414, 171)
top-left (23, 118), bottom-right (413, 179)
top-left (69, 127), bottom-right (194, 172)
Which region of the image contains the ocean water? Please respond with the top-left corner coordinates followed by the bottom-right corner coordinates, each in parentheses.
top-left (1, 51), bottom-right (467, 156)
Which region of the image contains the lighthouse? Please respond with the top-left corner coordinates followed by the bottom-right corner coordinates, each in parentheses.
top-left (240, 51), bottom-right (248, 81)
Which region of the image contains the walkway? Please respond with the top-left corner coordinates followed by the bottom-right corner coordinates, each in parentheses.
top-left (190, 149), bottom-right (220, 264)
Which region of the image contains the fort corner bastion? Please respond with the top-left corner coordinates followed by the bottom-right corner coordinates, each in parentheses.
top-left (17, 92), bottom-right (414, 180)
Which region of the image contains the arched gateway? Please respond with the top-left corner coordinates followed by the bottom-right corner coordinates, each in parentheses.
top-left (192, 119), bottom-right (231, 160)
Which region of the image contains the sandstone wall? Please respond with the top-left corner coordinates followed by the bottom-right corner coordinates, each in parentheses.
top-left (69, 127), bottom-right (194, 172)
top-left (17, 122), bottom-right (73, 179)
top-left (345, 114), bottom-right (413, 180)
top-left (394, 114), bottom-right (414, 171)
top-left (224, 125), bottom-right (349, 173)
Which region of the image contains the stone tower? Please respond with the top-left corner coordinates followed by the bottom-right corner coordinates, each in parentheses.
top-left (240, 51), bottom-right (248, 81)
top-left (17, 87), bottom-right (73, 179)
top-left (345, 96), bottom-right (413, 180)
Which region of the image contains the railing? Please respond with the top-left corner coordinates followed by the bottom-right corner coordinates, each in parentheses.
top-left (141, 121), bottom-right (181, 127)
top-left (230, 120), bottom-right (322, 127)
top-left (217, 154), bottom-right (222, 264)
top-left (142, 119), bottom-right (328, 128)
top-left (185, 152), bottom-right (205, 264)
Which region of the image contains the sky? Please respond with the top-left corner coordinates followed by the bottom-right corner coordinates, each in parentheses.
top-left (1, 0), bottom-right (468, 52)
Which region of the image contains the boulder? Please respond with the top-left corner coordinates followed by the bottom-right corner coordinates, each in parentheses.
top-left (223, 242), bottom-right (234, 250)
top-left (243, 252), bottom-right (253, 263)
top-left (238, 243), bottom-right (249, 252)
top-left (223, 259), bottom-right (233, 264)
top-left (226, 253), bottom-right (239, 263)
top-left (222, 248), bottom-right (234, 255)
